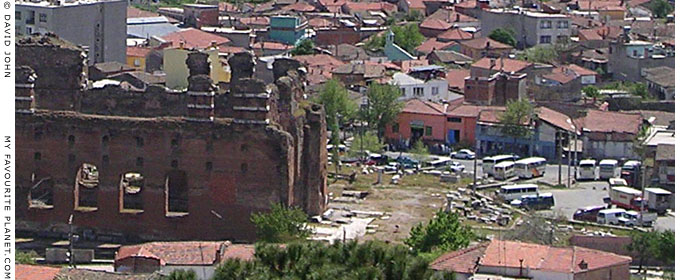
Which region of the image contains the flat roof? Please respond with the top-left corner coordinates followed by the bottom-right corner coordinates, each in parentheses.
top-left (612, 186), bottom-right (642, 195)
top-left (599, 159), bottom-right (618, 165)
top-left (645, 188), bottom-right (672, 195)
top-left (501, 184), bottom-right (538, 190)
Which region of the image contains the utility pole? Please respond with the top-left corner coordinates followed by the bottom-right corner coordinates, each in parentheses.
top-left (567, 133), bottom-right (572, 188)
top-left (574, 131), bottom-right (579, 182)
top-left (557, 131), bottom-right (562, 185)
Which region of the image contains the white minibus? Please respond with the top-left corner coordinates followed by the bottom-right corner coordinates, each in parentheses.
top-left (577, 159), bottom-right (597, 180)
top-left (599, 159), bottom-right (618, 180)
top-left (482, 155), bottom-right (515, 177)
top-left (497, 184), bottom-right (539, 201)
top-left (515, 157), bottom-right (546, 179)
top-left (493, 161), bottom-right (516, 180)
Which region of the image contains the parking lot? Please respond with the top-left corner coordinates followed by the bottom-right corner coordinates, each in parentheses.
top-left (379, 153), bottom-right (674, 231)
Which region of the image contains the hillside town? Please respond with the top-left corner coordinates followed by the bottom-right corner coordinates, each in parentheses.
top-left (14, 0), bottom-right (674, 279)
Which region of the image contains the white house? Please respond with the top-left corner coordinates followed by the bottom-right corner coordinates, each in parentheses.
top-left (391, 72), bottom-right (452, 102)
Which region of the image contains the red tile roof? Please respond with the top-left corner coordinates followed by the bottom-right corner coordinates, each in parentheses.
top-left (308, 17), bottom-right (337, 28)
top-left (293, 54), bottom-right (344, 67)
top-left (217, 45), bottom-right (249, 54)
top-left (428, 8), bottom-right (478, 23)
top-left (430, 243), bottom-right (488, 274)
top-left (116, 241), bottom-right (239, 266)
top-left (537, 106), bottom-right (577, 133)
top-left (126, 46), bottom-right (151, 58)
top-left (460, 37), bottom-right (513, 50)
top-left (567, 64), bottom-right (596, 76)
top-left (239, 16), bottom-right (270, 26)
top-left (318, 0), bottom-right (345, 13)
top-left (397, 59), bottom-right (429, 73)
top-left (481, 240), bottom-right (631, 274)
top-left (127, 6), bottom-right (159, 18)
top-left (446, 68), bottom-right (470, 91)
top-left (402, 99), bottom-right (446, 115)
top-left (478, 108), bottom-right (510, 124)
top-left (438, 28), bottom-right (473, 41)
top-left (405, 0), bottom-right (426, 9)
top-left (628, 0), bottom-right (652, 7)
top-left (578, 26), bottom-right (621, 41)
top-left (252, 41), bottom-right (293, 50)
top-left (220, 244), bottom-right (256, 262)
top-left (162, 29), bottom-right (230, 49)
top-left (543, 68), bottom-right (579, 84)
top-left (415, 38), bottom-right (457, 54)
top-left (283, 2), bottom-right (317, 12)
top-left (453, 0), bottom-right (476, 9)
top-left (344, 1), bottom-right (396, 13)
top-left (420, 18), bottom-right (453, 30)
top-left (572, 0), bottom-right (622, 10)
top-left (472, 57), bottom-right (531, 73)
top-left (575, 109), bottom-right (642, 135)
top-left (447, 104), bottom-right (492, 117)
top-left (17, 264), bottom-right (61, 280)
top-left (218, 2), bottom-right (238, 12)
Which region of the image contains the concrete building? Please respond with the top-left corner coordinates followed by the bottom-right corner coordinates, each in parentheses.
top-left (609, 30), bottom-right (674, 82)
top-left (269, 15), bottom-right (307, 45)
top-left (163, 46), bottom-right (231, 89)
top-left (391, 72), bottom-right (450, 103)
top-left (16, 0), bottom-right (127, 64)
top-left (474, 106), bottom-right (578, 160)
top-left (384, 99), bottom-right (489, 147)
top-left (574, 109), bottom-right (643, 160)
top-left (479, 8), bottom-right (571, 48)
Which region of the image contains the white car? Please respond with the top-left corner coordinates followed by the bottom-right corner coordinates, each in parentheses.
top-left (450, 149), bottom-right (475, 160)
top-left (450, 162), bottom-right (465, 173)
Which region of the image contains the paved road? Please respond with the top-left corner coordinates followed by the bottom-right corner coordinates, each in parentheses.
top-left (545, 181), bottom-right (674, 231)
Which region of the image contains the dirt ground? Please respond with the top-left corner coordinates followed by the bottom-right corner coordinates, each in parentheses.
top-left (327, 164), bottom-right (472, 244)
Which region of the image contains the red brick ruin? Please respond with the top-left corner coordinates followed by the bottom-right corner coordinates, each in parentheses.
top-left (15, 35), bottom-right (327, 242)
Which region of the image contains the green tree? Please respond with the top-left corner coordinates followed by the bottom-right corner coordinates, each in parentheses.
top-left (364, 34), bottom-right (386, 52)
top-left (16, 251), bottom-right (38, 265)
top-left (628, 82), bottom-right (651, 100)
top-left (290, 39), bottom-right (316, 56)
top-left (582, 85), bottom-right (602, 102)
top-left (250, 203), bottom-right (310, 243)
top-left (518, 45), bottom-right (558, 64)
top-left (214, 240), bottom-right (450, 279)
top-left (350, 131), bottom-right (384, 157)
top-left (360, 82), bottom-right (404, 139)
top-left (166, 269), bottom-right (197, 280)
top-left (489, 28), bottom-right (517, 47)
top-left (653, 230), bottom-right (675, 265)
top-left (499, 99), bottom-right (535, 156)
top-left (409, 140), bottom-right (429, 157)
top-left (405, 209), bottom-right (475, 254)
top-left (317, 79), bottom-right (357, 172)
top-left (391, 24), bottom-right (425, 53)
top-left (404, 10), bottom-right (423, 21)
top-left (650, 0), bottom-right (673, 19)
top-left (627, 231), bottom-right (657, 274)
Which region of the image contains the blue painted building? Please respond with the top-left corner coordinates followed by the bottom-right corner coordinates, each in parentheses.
top-left (474, 106), bottom-right (578, 161)
top-left (269, 15), bottom-right (307, 45)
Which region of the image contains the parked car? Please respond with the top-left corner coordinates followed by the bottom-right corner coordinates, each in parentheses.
top-left (597, 208), bottom-right (626, 225)
top-left (510, 193), bottom-right (554, 210)
top-left (396, 156), bottom-right (420, 169)
top-left (384, 162), bottom-right (400, 172)
top-left (450, 149), bottom-right (475, 159)
top-left (618, 210), bottom-right (657, 227)
top-left (573, 205), bottom-right (607, 222)
top-left (450, 162), bottom-right (465, 173)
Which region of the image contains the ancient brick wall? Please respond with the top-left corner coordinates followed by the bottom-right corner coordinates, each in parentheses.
top-left (16, 36), bottom-right (328, 242)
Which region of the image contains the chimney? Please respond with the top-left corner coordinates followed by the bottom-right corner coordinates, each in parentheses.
top-left (519, 259), bottom-right (524, 276)
top-left (211, 41), bottom-right (217, 48)
top-left (578, 260), bottom-right (588, 270)
top-left (179, 41), bottom-right (185, 49)
top-left (587, 19), bottom-right (592, 27)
